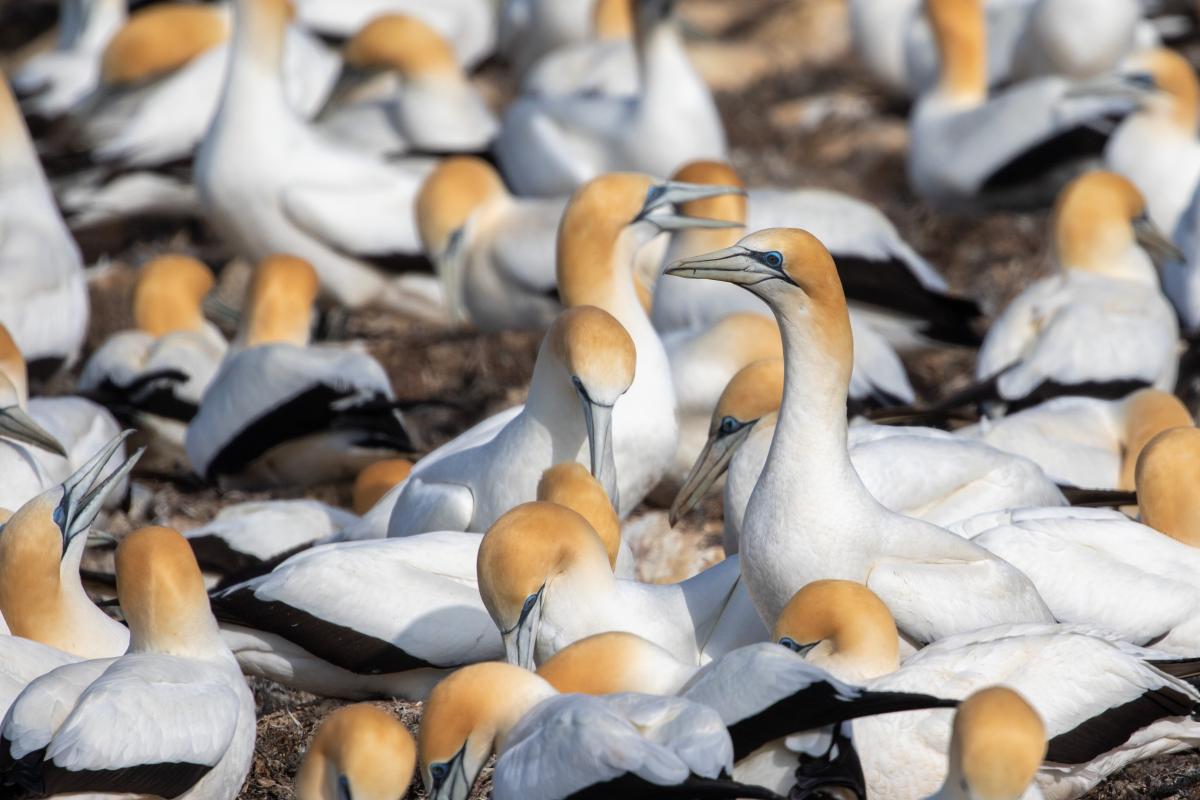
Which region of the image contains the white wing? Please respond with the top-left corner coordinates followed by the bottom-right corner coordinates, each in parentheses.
top-left (184, 498), bottom-right (359, 564)
top-left (968, 515), bottom-right (1200, 647)
top-left (0, 639), bottom-right (80, 722)
top-left (2, 658), bottom-right (114, 760)
top-left (848, 314), bottom-right (915, 406)
top-left (186, 343), bottom-right (394, 477)
top-left (959, 396), bottom-right (1124, 488)
top-left (212, 535), bottom-right (500, 669)
top-left (40, 655), bottom-right (244, 797)
top-left (28, 397), bottom-right (125, 499)
top-left (851, 434), bottom-right (1065, 526)
top-left (981, 274), bottom-right (1179, 398)
top-left (281, 157), bottom-right (435, 258)
top-left (494, 694), bottom-right (694, 800)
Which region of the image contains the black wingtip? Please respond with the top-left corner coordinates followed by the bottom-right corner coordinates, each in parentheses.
top-left (1058, 487), bottom-right (1138, 508)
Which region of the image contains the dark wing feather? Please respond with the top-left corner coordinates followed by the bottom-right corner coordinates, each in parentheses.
top-left (831, 254), bottom-right (983, 347)
top-left (1046, 685), bottom-right (1197, 764)
top-left (209, 586), bottom-right (441, 675)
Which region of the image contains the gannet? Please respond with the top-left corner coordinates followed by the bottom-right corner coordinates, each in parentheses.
top-left (294, 0), bottom-right (495, 68)
top-left (0, 323), bottom-right (127, 510)
top-left (671, 358), bottom-right (1065, 553)
top-left (185, 499), bottom-right (359, 584)
top-left (908, 0), bottom-right (1144, 211)
top-left (657, 313), bottom-right (782, 501)
top-left (535, 631), bottom-right (959, 797)
top-left (182, 459), bottom-right (408, 583)
top-left (211, 463), bottom-right (623, 699)
top-left (950, 426), bottom-right (1200, 653)
top-left (79, 254), bottom-right (228, 466)
top-left (0, 75), bottom-right (87, 374)
top-left (195, 0), bottom-right (438, 313)
top-left (852, 0), bottom-right (1146, 98)
top-left (666, 228), bottom-right (1054, 639)
top-left (393, 176), bottom-right (724, 531)
top-left (521, 0), bottom-right (638, 98)
top-left (778, 580), bottom-right (1200, 800)
top-left (0, 526), bottom-right (255, 800)
top-left (1104, 49), bottom-right (1200, 237)
top-left (930, 687), bottom-right (1047, 800)
top-left (973, 172), bottom-right (1180, 410)
top-left (555, 173), bottom-right (734, 514)
top-left (414, 156), bottom-right (564, 330)
top-left (477, 501), bottom-right (767, 669)
top-left (418, 661), bottom-right (776, 800)
top-left (0, 324), bottom-right (67, 460)
top-left (0, 432), bottom-right (138, 658)
top-left (58, 3), bottom-right (340, 229)
top-left (296, 704), bottom-right (416, 800)
top-left (185, 255), bottom-right (415, 489)
top-left (654, 160), bottom-right (983, 353)
top-left (317, 15), bottom-right (496, 158)
top-left (652, 171), bottom-right (915, 432)
top-left (352, 458), bottom-right (412, 515)
top-left (494, 0), bottom-right (726, 196)
top-left (10, 0), bottom-right (126, 119)
top-left (957, 388), bottom-right (1193, 489)
top-left (387, 305), bottom-right (633, 537)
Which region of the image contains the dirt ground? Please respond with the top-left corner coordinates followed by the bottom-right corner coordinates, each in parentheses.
top-left (5, 0), bottom-right (1200, 797)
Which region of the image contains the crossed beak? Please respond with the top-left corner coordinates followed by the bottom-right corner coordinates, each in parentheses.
top-left (0, 406), bottom-right (66, 457)
top-left (575, 382), bottom-right (620, 512)
top-left (55, 431), bottom-right (143, 551)
top-left (669, 422), bottom-right (756, 526)
top-left (502, 584), bottom-right (545, 670)
top-left (635, 181), bottom-right (745, 232)
top-left (666, 245), bottom-right (782, 285)
top-left (1133, 215), bottom-right (1184, 264)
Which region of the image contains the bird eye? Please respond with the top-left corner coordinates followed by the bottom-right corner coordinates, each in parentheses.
top-left (719, 416), bottom-right (740, 434)
top-left (521, 593), bottom-right (539, 615)
top-left (430, 763), bottom-right (448, 784)
top-left (762, 251), bottom-right (784, 269)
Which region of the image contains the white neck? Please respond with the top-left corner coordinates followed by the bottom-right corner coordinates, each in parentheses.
top-left (522, 349), bottom-right (591, 465)
top-left (764, 306), bottom-right (859, 496)
top-left (213, 0), bottom-right (291, 130)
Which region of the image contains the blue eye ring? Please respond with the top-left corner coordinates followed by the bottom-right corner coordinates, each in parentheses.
top-left (719, 416), bottom-right (740, 435)
top-left (430, 763), bottom-right (448, 782)
top-left (762, 251), bottom-right (784, 269)
top-left (522, 593), bottom-right (539, 614)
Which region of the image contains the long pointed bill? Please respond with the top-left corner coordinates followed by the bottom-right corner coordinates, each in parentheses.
top-left (57, 431), bottom-right (142, 544)
top-left (666, 245), bottom-right (780, 285)
top-left (0, 406), bottom-right (67, 457)
top-left (202, 293), bottom-right (241, 327)
top-left (639, 181), bottom-right (745, 216)
top-left (578, 393), bottom-right (619, 512)
top-left (436, 228), bottom-right (470, 324)
top-left (501, 585), bottom-right (544, 670)
top-left (669, 424), bottom-right (755, 526)
top-left (645, 213), bottom-right (742, 232)
top-left (1063, 73), bottom-right (1154, 104)
top-left (1134, 216), bottom-right (1184, 264)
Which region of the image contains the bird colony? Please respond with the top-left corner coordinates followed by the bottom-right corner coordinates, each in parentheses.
top-left (5, 0), bottom-right (1200, 798)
